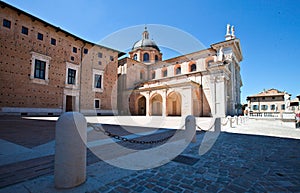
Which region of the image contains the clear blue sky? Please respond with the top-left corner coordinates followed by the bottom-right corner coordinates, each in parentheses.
top-left (3, 0), bottom-right (300, 103)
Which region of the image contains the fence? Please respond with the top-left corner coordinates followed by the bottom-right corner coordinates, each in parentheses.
top-left (221, 115), bottom-right (249, 128)
top-left (249, 112), bottom-right (295, 120)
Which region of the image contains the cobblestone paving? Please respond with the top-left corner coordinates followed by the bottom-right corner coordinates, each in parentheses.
top-left (89, 133), bottom-right (300, 193)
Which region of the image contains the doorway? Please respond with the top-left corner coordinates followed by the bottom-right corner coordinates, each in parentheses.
top-left (137, 96), bottom-right (146, 115)
top-left (66, 95), bottom-right (75, 112)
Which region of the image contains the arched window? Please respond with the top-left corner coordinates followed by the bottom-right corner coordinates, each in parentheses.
top-left (155, 55), bottom-right (159, 61)
top-left (190, 63), bottom-right (196, 72)
top-left (143, 53), bottom-right (149, 62)
top-left (152, 71), bottom-right (156, 79)
top-left (133, 54), bottom-right (137, 60)
top-left (175, 66), bottom-right (181, 75)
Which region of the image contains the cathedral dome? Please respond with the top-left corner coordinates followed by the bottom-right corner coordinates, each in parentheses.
top-left (132, 27), bottom-right (160, 51)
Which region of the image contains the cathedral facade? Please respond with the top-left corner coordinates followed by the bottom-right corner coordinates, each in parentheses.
top-left (117, 26), bottom-right (243, 117)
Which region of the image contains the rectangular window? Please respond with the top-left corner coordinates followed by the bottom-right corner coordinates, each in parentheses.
top-left (83, 48), bottom-right (88, 54)
top-left (98, 52), bottom-right (102, 58)
top-left (271, 104), bottom-right (276, 110)
top-left (95, 99), bottom-right (100, 109)
top-left (98, 61), bottom-right (102, 65)
top-left (152, 72), bottom-right (155, 79)
top-left (70, 56), bottom-right (74, 61)
top-left (252, 105), bottom-right (258, 110)
top-left (3, 19), bottom-right (11, 28)
top-left (140, 71), bottom-right (144, 80)
top-left (261, 105), bottom-right (268, 110)
top-left (37, 32), bottom-right (43, 40)
top-left (34, 59), bottom-right (46, 79)
top-left (73, 47), bottom-right (77, 53)
top-left (94, 74), bottom-right (102, 88)
top-left (21, 26), bottom-right (28, 35)
top-left (281, 104), bottom-right (285, 110)
top-left (110, 56), bottom-right (114, 61)
top-left (162, 69), bottom-right (167, 77)
top-left (51, 38), bottom-right (56, 45)
top-left (67, 69), bottom-right (76, 85)
top-left (175, 67), bottom-right (181, 75)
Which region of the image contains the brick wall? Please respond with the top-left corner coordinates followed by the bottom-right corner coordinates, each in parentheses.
top-left (0, 2), bottom-right (120, 115)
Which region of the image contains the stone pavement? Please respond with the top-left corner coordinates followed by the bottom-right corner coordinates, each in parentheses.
top-left (0, 116), bottom-right (55, 148)
top-left (0, 116), bottom-right (300, 192)
top-left (86, 131), bottom-right (300, 193)
top-left (223, 119), bottom-right (300, 139)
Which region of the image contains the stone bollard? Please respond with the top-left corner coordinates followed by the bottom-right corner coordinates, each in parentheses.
top-left (215, 117), bottom-right (221, 131)
top-left (229, 117), bottom-right (233, 128)
top-left (54, 112), bottom-right (87, 189)
top-left (185, 115), bottom-right (196, 143)
top-left (235, 116), bottom-right (238, 125)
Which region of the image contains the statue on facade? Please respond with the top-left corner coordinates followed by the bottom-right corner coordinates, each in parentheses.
top-left (217, 47), bottom-right (224, 61)
top-left (284, 93), bottom-right (291, 112)
top-left (231, 25), bottom-right (235, 38)
top-left (225, 24), bottom-right (236, 40)
top-left (226, 24), bottom-right (230, 36)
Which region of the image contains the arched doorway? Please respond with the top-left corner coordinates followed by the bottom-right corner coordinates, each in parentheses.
top-left (167, 92), bottom-right (181, 116)
top-left (137, 96), bottom-right (146, 115)
top-left (150, 94), bottom-right (162, 116)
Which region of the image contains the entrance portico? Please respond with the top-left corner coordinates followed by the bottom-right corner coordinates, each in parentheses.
top-left (129, 79), bottom-right (210, 117)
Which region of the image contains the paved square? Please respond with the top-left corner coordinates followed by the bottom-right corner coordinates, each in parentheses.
top-left (0, 116), bottom-right (300, 192)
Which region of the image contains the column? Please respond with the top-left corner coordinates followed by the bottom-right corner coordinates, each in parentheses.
top-left (210, 76), bottom-right (216, 116)
top-left (215, 76), bottom-right (226, 117)
top-left (162, 89), bottom-right (167, 117)
top-left (145, 92), bottom-right (150, 116)
top-left (181, 87), bottom-right (193, 116)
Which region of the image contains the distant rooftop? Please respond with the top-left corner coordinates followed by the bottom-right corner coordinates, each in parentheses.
top-left (247, 88), bottom-right (290, 98)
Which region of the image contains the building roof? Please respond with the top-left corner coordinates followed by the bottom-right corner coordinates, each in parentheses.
top-left (132, 27), bottom-right (160, 51)
top-left (247, 88), bottom-right (289, 99)
top-left (0, 1), bottom-right (125, 57)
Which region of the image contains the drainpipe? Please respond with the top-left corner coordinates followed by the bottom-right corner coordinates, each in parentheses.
top-left (200, 73), bottom-right (203, 116)
top-left (79, 42), bottom-right (86, 113)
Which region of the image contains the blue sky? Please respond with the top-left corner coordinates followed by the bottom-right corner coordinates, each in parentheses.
top-left (3, 0), bottom-right (300, 103)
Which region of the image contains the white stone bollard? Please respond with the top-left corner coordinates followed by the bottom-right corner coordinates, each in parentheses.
top-left (54, 112), bottom-right (87, 189)
top-left (235, 116), bottom-right (238, 125)
top-left (185, 115), bottom-right (196, 143)
top-left (229, 117), bottom-right (233, 128)
top-left (215, 117), bottom-right (221, 131)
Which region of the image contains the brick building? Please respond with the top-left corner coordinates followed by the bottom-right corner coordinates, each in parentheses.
top-left (0, 1), bottom-right (124, 115)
